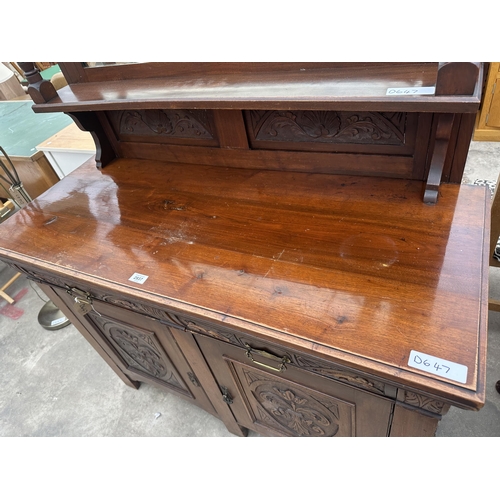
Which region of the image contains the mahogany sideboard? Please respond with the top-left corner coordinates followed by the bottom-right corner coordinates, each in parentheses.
top-left (0, 62), bottom-right (489, 437)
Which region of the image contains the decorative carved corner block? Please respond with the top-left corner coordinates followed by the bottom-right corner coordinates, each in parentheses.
top-left (400, 390), bottom-right (448, 416)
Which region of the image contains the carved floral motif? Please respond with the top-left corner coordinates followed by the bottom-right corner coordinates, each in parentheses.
top-left (293, 355), bottom-right (386, 395)
top-left (248, 110), bottom-right (406, 145)
top-left (90, 313), bottom-right (183, 389)
top-left (183, 320), bottom-right (242, 346)
top-left (244, 369), bottom-right (340, 437)
top-left (110, 327), bottom-right (166, 377)
top-left (98, 295), bottom-right (184, 327)
top-left (403, 391), bottom-right (447, 414)
top-left (120, 109), bottom-right (214, 139)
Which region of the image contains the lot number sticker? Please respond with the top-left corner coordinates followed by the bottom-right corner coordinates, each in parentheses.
top-left (386, 86), bottom-right (435, 95)
top-left (408, 350), bottom-right (468, 384)
top-left (129, 273), bottom-right (149, 284)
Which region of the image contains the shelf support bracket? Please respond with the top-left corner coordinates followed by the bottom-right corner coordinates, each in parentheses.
top-left (66, 112), bottom-right (117, 168)
top-left (423, 113), bottom-right (454, 204)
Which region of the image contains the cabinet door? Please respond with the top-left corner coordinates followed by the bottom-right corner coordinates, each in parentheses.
top-left (51, 288), bottom-right (216, 416)
top-left (196, 334), bottom-right (393, 437)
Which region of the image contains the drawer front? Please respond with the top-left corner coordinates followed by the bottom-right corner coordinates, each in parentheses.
top-left (196, 333), bottom-right (393, 437)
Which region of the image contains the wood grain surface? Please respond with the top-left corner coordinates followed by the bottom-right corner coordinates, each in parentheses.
top-left (33, 63), bottom-right (481, 114)
top-left (0, 157), bottom-right (488, 408)
top-left (36, 122), bottom-right (95, 153)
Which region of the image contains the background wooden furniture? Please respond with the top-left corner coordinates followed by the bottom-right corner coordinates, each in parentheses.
top-left (36, 122), bottom-right (95, 179)
top-left (0, 271), bottom-right (21, 305)
top-left (0, 197), bottom-right (20, 304)
top-left (0, 100), bottom-right (72, 198)
top-left (474, 62), bottom-right (500, 141)
top-left (488, 171), bottom-right (500, 312)
top-left (0, 63), bottom-right (25, 101)
top-left (0, 62), bottom-right (488, 437)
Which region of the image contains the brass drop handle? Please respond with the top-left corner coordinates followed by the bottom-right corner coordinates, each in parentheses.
top-left (244, 343), bottom-right (290, 372)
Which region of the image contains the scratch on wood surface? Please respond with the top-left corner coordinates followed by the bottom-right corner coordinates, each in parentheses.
top-left (274, 249), bottom-right (285, 261)
top-left (264, 249), bottom-right (286, 277)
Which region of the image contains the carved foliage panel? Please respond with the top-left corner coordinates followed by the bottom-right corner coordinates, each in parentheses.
top-left (246, 110), bottom-right (408, 148)
top-left (107, 109), bottom-right (219, 146)
top-left (232, 361), bottom-right (355, 437)
top-left (87, 312), bottom-right (188, 393)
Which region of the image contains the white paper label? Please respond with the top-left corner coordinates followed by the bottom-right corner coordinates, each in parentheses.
top-left (51, 317), bottom-right (67, 326)
top-left (386, 86), bottom-right (435, 96)
top-left (408, 350), bottom-right (468, 383)
top-left (129, 273), bottom-right (149, 284)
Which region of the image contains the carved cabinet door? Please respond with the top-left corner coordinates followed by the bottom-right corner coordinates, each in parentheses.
top-left (196, 334), bottom-right (393, 437)
top-left (51, 288), bottom-right (216, 416)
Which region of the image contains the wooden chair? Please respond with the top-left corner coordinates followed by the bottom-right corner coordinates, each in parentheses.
top-left (0, 198), bottom-right (21, 304)
top-left (0, 271), bottom-right (21, 304)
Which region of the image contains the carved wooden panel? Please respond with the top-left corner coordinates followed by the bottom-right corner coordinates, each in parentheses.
top-left (402, 390), bottom-right (448, 415)
top-left (97, 294), bottom-right (185, 328)
top-left (107, 109), bottom-right (219, 146)
top-left (293, 355), bottom-right (386, 395)
top-left (246, 110), bottom-right (410, 152)
top-left (234, 362), bottom-right (355, 437)
top-left (86, 311), bottom-right (189, 394)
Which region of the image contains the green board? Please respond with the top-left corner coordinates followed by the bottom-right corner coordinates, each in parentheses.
top-left (19, 64), bottom-right (61, 85)
top-left (40, 64), bottom-right (62, 81)
top-left (0, 100), bottom-right (73, 157)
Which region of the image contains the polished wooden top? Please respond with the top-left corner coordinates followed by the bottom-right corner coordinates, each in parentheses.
top-left (0, 158), bottom-right (488, 408)
top-left (33, 62), bottom-right (482, 114)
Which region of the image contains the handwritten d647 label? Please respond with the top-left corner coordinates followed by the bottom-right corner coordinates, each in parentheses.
top-left (408, 350), bottom-right (468, 384)
top-left (386, 86), bottom-right (435, 96)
